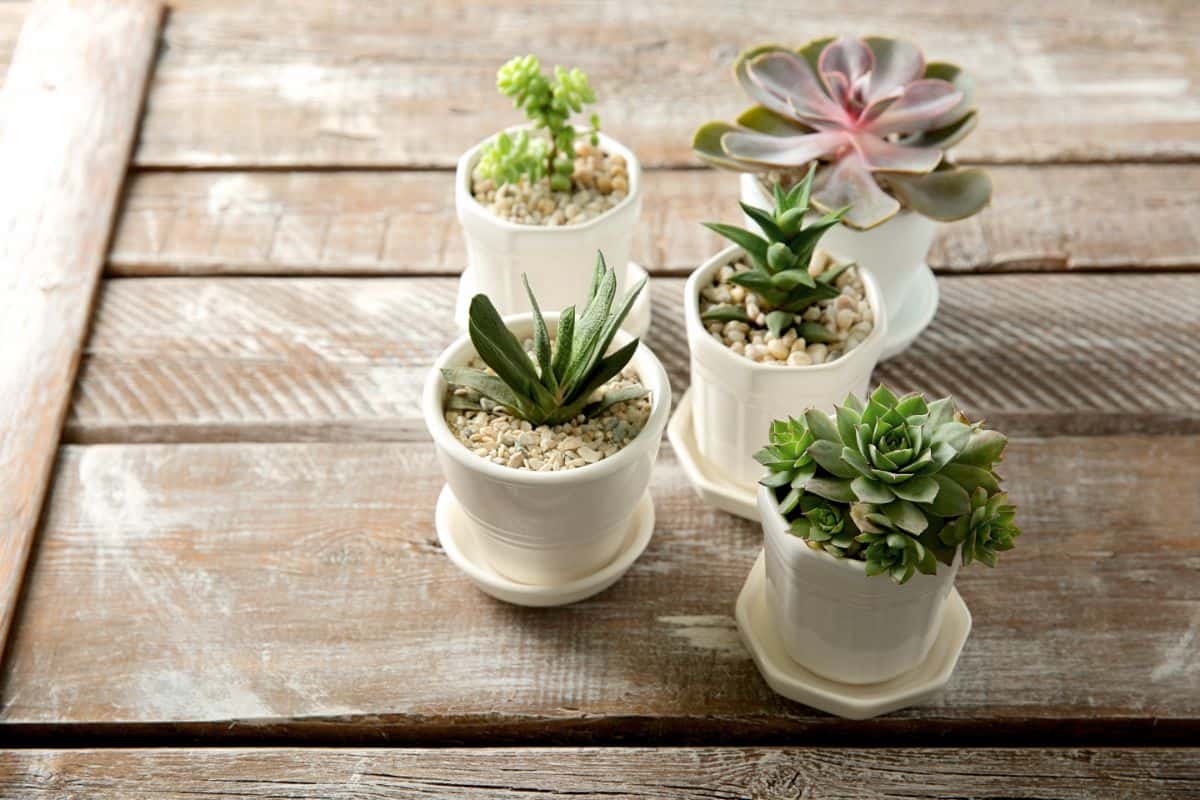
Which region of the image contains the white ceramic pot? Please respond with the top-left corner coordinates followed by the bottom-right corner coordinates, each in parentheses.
top-left (740, 173), bottom-right (936, 322)
top-left (684, 245), bottom-right (887, 488)
top-left (456, 128), bottom-right (643, 316)
top-left (423, 312), bottom-right (670, 586)
top-left (758, 484), bottom-right (960, 684)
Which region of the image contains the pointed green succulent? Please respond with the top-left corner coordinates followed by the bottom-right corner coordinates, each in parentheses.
top-left (939, 488), bottom-right (1020, 567)
top-left (754, 385), bottom-right (1017, 584)
top-left (701, 165), bottom-right (852, 343)
top-left (443, 253), bottom-right (646, 426)
top-left (480, 54), bottom-right (601, 191)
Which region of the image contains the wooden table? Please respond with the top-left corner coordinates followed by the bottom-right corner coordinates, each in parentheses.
top-left (1, 1), bottom-right (1199, 796)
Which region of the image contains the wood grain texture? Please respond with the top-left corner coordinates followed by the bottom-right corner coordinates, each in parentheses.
top-left (108, 165), bottom-right (1200, 276)
top-left (1, 435), bottom-right (1198, 744)
top-left (131, 0), bottom-right (1200, 167)
top-left (65, 273), bottom-right (1200, 445)
top-left (0, 0), bottom-right (162, 665)
top-left (2, 748), bottom-right (1199, 798)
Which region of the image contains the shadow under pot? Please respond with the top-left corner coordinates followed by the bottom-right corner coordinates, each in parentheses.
top-left (740, 174), bottom-right (936, 347)
top-left (455, 127), bottom-right (643, 316)
top-left (684, 244), bottom-right (887, 490)
top-left (423, 312), bottom-right (670, 585)
top-left (758, 484), bottom-right (961, 684)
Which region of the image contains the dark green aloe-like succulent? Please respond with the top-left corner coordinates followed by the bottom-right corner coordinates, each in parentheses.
top-left (701, 165), bottom-right (851, 342)
top-left (754, 386), bottom-right (1020, 584)
top-left (443, 253), bottom-right (646, 426)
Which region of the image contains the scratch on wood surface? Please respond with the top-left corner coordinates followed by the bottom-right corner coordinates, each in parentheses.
top-left (657, 614), bottom-right (747, 659)
top-left (206, 173), bottom-right (271, 217)
top-left (1151, 607), bottom-right (1200, 683)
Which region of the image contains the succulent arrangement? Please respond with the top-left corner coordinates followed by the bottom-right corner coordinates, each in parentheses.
top-left (476, 54), bottom-right (601, 192)
top-left (701, 165), bottom-right (853, 343)
top-left (443, 254), bottom-right (646, 426)
top-left (693, 36), bottom-right (991, 230)
top-left (755, 386), bottom-right (1019, 583)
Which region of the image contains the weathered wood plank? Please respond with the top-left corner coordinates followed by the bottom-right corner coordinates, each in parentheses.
top-left (65, 273), bottom-right (1200, 445)
top-left (2, 748), bottom-right (1199, 798)
top-left (0, 0), bottom-right (162, 665)
top-left (133, 0), bottom-right (1200, 166)
top-left (108, 165), bottom-right (1200, 276)
top-left (2, 435), bottom-right (1198, 744)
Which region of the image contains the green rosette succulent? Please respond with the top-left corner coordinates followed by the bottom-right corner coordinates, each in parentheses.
top-left (939, 488), bottom-right (1020, 567)
top-left (754, 385), bottom-right (1018, 584)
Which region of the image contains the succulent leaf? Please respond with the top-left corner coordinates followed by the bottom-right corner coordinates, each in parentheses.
top-left (885, 165), bottom-right (992, 221)
top-left (703, 168), bottom-right (849, 336)
top-left (480, 55), bottom-right (600, 188)
top-left (756, 386), bottom-right (1017, 584)
top-left (693, 37), bottom-right (988, 229)
top-left (447, 255), bottom-right (644, 427)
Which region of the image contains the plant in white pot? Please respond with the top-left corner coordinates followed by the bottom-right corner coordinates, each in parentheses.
top-left (753, 385), bottom-right (1018, 687)
top-left (455, 55), bottom-right (647, 333)
top-left (424, 256), bottom-right (669, 603)
top-left (692, 36), bottom-right (992, 358)
top-left (674, 167), bottom-right (886, 516)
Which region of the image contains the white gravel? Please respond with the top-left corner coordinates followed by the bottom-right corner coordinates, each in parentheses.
top-left (471, 139), bottom-right (629, 226)
top-left (699, 251), bottom-right (875, 366)
top-left (444, 352), bottom-right (651, 472)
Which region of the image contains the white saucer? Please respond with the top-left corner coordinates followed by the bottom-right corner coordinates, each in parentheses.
top-left (434, 485), bottom-right (655, 607)
top-left (454, 261), bottom-right (653, 339)
top-left (880, 264), bottom-right (939, 361)
top-left (735, 551), bottom-right (971, 719)
top-left (667, 388), bottom-right (759, 521)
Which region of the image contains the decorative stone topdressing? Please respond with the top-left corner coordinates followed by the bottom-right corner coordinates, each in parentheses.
top-left (444, 348), bottom-right (650, 472)
top-left (699, 251), bottom-right (874, 366)
top-left (470, 138), bottom-right (628, 226)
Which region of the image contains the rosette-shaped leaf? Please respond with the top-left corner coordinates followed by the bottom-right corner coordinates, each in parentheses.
top-left (756, 386), bottom-right (1017, 584)
top-left (794, 494), bottom-right (860, 558)
top-left (851, 503), bottom-right (948, 583)
top-left (692, 37), bottom-right (991, 229)
top-left (939, 488), bottom-right (1021, 567)
top-left (834, 385), bottom-right (980, 536)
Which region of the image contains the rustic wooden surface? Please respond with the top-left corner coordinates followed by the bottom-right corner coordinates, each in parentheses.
top-left (3, 748), bottom-right (1199, 799)
top-left (0, 0), bottom-right (1198, 792)
top-left (63, 273), bottom-right (1200, 445)
top-left (2, 434), bottom-right (1197, 744)
top-left (0, 0), bottom-right (162, 666)
top-left (134, 0), bottom-right (1200, 167)
top-left (108, 166), bottom-right (1200, 276)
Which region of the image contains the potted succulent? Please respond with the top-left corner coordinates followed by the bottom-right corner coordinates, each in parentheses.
top-left (693, 37), bottom-right (991, 352)
top-left (684, 167), bottom-right (887, 488)
top-left (456, 54), bottom-right (644, 321)
top-left (424, 256), bottom-right (670, 586)
top-left (755, 386), bottom-right (1019, 684)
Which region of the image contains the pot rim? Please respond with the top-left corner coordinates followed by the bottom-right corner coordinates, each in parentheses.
top-left (456, 125), bottom-right (641, 233)
top-left (684, 244), bottom-right (888, 374)
top-left (423, 310), bottom-right (670, 486)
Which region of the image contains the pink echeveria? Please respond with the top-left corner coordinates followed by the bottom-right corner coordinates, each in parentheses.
top-left (694, 37), bottom-right (991, 229)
